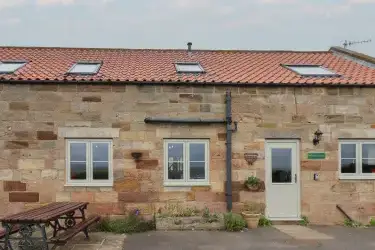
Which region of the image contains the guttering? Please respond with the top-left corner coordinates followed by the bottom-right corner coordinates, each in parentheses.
top-left (144, 117), bottom-right (226, 124)
top-left (2, 79), bottom-right (375, 87)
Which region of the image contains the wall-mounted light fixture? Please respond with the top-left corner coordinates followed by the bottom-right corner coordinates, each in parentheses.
top-left (313, 129), bottom-right (323, 146)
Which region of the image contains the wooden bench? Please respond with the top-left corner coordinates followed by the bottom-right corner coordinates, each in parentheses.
top-left (51, 215), bottom-right (101, 246)
top-left (0, 225), bottom-right (20, 250)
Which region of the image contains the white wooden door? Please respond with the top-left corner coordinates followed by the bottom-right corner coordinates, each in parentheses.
top-left (265, 140), bottom-right (300, 220)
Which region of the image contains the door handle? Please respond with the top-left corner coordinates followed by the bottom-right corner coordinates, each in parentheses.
top-left (295, 174), bottom-right (297, 183)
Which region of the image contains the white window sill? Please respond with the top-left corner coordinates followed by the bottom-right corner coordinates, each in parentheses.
top-left (339, 175), bottom-right (375, 180)
top-left (164, 182), bottom-right (210, 187)
top-left (65, 182), bottom-right (113, 187)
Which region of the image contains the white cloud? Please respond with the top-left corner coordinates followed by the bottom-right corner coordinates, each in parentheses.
top-left (0, 17), bottom-right (21, 25)
top-left (36, 0), bottom-right (114, 6)
top-left (0, 0), bottom-right (26, 9)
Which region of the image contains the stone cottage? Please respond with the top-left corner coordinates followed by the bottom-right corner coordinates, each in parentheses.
top-left (1, 44), bottom-right (375, 225)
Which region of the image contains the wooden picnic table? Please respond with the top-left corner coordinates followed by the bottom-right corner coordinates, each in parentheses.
top-left (0, 202), bottom-right (99, 250)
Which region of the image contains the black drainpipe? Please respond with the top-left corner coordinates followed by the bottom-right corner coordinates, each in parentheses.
top-left (225, 90), bottom-right (234, 211)
top-left (144, 90), bottom-right (237, 211)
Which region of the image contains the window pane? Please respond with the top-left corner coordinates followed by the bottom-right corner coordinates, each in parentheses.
top-left (341, 159), bottom-right (356, 173)
top-left (341, 144), bottom-right (356, 158)
top-left (189, 143), bottom-right (205, 161)
top-left (362, 144), bottom-right (375, 159)
top-left (271, 148), bottom-right (292, 183)
top-left (167, 162), bottom-right (183, 180)
top-left (93, 162), bottom-right (109, 180)
top-left (93, 143), bottom-right (109, 161)
top-left (70, 143), bottom-right (86, 161)
top-left (70, 162), bottom-right (86, 180)
top-left (190, 162), bottom-right (205, 179)
top-left (168, 143), bottom-right (183, 161)
top-left (0, 62), bottom-right (25, 73)
top-left (288, 66), bottom-right (337, 76)
top-left (70, 63), bottom-right (99, 74)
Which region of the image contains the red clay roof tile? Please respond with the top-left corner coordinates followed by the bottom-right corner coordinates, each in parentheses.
top-left (0, 46), bottom-right (374, 85)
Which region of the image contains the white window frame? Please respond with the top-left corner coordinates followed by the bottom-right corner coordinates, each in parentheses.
top-left (66, 139), bottom-right (113, 186)
top-left (339, 140), bottom-right (375, 180)
top-left (164, 139), bottom-right (209, 186)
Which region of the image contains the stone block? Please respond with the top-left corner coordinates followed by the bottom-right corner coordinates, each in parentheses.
top-left (71, 192), bottom-right (94, 202)
top-left (114, 180), bottom-right (141, 192)
top-left (188, 104), bottom-right (200, 112)
top-left (21, 170), bottom-right (41, 181)
top-left (158, 192), bottom-right (187, 202)
top-left (5, 141), bottom-right (29, 149)
top-left (301, 161), bottom-right (321, 171)
top-left (179, 94), bottom-right (202, 102)
top-left (55, 192), bottom-right (71, 202)
top-left (41, 169), bottom-right (58, 179)
top-left (0, 170), bottom-right (14, 180)
top-left (321, 160), bottom-right (338, 171)
top-left (331, 182), bottom-right (356, 193)
top-left (37, 131), bottom-right (57, 140)
top-left (30, 84), bottom-right (58, 91)
top-left (118, 192), bottom-right (153, 202)
top-left (82, 96), bottom-right (102, 102)
top-left (194, 192), bottom-right (225, 202)
top-left (324, 115), bottom-right (345, 123)
top-left (58, 127), bottom-right (119, 138)
top-left (136, 160), bottom-right (159, 170)
top-left (239, 191), bottom-right (265, 203)
top-left (95, 192), bottom-right (118, 203)
top-left (200, 104), bottom-right (211, 112)
top-left (9, 192), bottom-right (39, 202)
top-left (9, 102), bottom-right (29, 110)
top-left (18, 159), bottom-right (45, 170)
top-left (112, 122), bottom-right (131, 131)
top-left (3, 181), bottom-right (26, 192)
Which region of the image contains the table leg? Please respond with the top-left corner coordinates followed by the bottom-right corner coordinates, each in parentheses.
top-left (36, 224), bottom-right (49, 250)
top-left (2, 223), bottom-right (14, 250)
top-left (18, 224), bottom-right (49, 250)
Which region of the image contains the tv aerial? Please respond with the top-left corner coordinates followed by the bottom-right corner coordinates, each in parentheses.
top-left (343, 39), bottom-right (372, 49)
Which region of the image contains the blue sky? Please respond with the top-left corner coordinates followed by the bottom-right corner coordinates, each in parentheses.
top-left (0, 0), bottom-right (374, 56)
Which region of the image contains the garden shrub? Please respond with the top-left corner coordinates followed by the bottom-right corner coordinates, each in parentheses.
top-left (224, 212), bottom-right (246, 232)
top-left (97, 213), bottom-right (155, 234)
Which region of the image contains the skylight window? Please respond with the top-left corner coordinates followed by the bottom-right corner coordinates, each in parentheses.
top-left (285, 65), bottom-right (339, 77)
top-left (175, 62), bottom-right (205, 73)
top-left (68, 62), bottom-right (102, 74)
top-left (0, 61), bottom-right (26, 74)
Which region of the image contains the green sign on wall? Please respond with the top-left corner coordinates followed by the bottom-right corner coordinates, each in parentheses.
top-left (307, 152), bottom-right (326, 160)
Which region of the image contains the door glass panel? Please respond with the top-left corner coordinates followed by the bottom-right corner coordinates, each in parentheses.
top-left (271, 148), bottom-right (292, 183)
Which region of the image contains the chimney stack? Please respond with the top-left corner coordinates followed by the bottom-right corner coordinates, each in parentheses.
top-left (187, 42), bottom-right (192, 52)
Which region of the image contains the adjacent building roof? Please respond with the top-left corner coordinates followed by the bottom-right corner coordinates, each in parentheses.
top-left (0, 46), bottom-right (375, 85)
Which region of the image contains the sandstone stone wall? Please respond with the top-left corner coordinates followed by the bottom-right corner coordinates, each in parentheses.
top-left (0, 83), bottom-right (374, 225)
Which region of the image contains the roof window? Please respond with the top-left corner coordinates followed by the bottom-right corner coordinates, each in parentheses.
top-left (0, 61), bottom-right (26, 74)
top-left (68, 62), bottom-right (102, 74)
top-left (175, 62), bottom-right (205, 73)
top-left (285, 65), bottom-right (339, 77)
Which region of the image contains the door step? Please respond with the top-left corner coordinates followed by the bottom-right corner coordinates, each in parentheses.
top-left (271, 220), bottom-right (302, 225)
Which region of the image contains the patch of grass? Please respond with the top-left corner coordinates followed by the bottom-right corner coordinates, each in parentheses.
top-left (299, 216), bottom-right (310, 226)
top-left (258, 215), bottom-right (272, 227)
top-left (202, 207), bottom-right (220, 223)
top-left (157, 203), bottom-right (201, 218)
top-left (369, 218), bottom-right (375, 227)
top-left (344, 219), bottom-right (362, 228)
top-left (224, 212), bottom-right (246, 232)
top-left (97, 214), bottom-right (155, 234)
